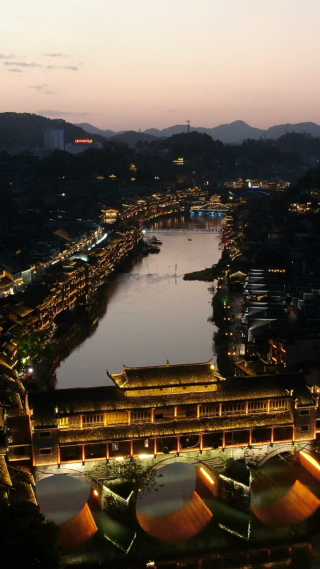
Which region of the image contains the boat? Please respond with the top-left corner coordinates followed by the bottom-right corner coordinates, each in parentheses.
top-left (150, 236), bottom-right (163, 245)
top-left (188, 238), bottom-right (192, 241)
top-left (148, 245), bottom-right (160, 253)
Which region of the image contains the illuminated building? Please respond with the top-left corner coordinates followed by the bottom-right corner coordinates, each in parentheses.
top-left (26, 362), bottom-right (317, 467)
top-left (44, 128), bottom-right (64, 151)
top-left (100, 209), bottom-right (119, 224)
top-left (65, 139), bottom-right (99, 154)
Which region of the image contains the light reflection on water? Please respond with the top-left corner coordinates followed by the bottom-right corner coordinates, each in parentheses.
top-left (137, 463), bottom-right (197, 517)
top-left (56, 217), bottom-right (222, 388)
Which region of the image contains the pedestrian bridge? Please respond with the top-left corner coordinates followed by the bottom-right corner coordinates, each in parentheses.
top-left (143, 228), bottom-right (221, 234)
top-left (190, 204), bottom-right (230, 214)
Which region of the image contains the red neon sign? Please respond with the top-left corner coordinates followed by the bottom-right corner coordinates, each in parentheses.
top-left (75, 139), bottom-right (93, 143)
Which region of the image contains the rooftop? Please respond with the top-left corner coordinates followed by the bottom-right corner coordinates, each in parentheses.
top-left (109, 360), bottom-right (221, 389)
top-left (28, 371), bottom-right (314, 426)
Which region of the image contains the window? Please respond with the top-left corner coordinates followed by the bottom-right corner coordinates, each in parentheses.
top-left (154, 407), bottom-right (174, 420)
top-left (132, 438), bottom-right (153, 455)
top-left (82, 414), bottom-right (104, 426)
top-left (273, 426), bottom-right (293, 442)
top-left (105, 412), bottom-right (127, 425)
top-left (58, 416), bottom-right (80, 428)
top-left (221, 403), bottom-right (246, 415)
top-left (131, 410), bottom-right (151, 423)
top-left (200, 405), bottom-right (219, 417)
top-left (14, 446), bottom-right (26, 456)
top-left (299, 425), bottom-right (310, 432)
top-left (60, 446), bottom-right (82, 462)
top-left (251, 427), bottom-right (272, 444)
top-left (299, 409), bottom-right (310, 416)
top-left (269, 399), bottom-right (287, 411)
top-left (84, 443), bottom-right (106, 460)
top-left (154, 412), bottom-right (164, 419)
top-left (39, 448), bottom-right (52, 455)
top-left (39, 431), bottom-right (51, 438)
top-left (248, 401), bottom-right (267, 413)
top-left (225, 430), bottom-right (250, 446)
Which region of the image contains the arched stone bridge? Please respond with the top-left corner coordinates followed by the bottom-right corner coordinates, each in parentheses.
top-left (35, 440), bottom-right (310, 483)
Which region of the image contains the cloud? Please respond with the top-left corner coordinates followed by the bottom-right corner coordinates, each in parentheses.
top-left (4, 61), bottom-right (41, 67)
top-left (39, 110), bottom-right (89, 117)
top-left (29, 84), bottom-right (48, 90)
top-left (0, 54), bottom-right (15, 59)
top-left (43, 53), bottom-right (68, 58)
top-left (164, 109), bottom-right (177, 113)
top-left (8, 69), bottom-right (22, 73)
top-left (44, 91), bottom-right (55, 95)
top-left (46, 65), bottom-right (79, 71)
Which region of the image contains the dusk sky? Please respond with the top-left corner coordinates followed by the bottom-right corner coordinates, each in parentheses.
top-left (2, 0), bottom-right (320, 131)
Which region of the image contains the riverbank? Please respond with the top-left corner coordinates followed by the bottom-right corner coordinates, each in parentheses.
top-left (183, 267), bottom-right (214, 281)
top-left (2, 229), bottom-right (143, 388)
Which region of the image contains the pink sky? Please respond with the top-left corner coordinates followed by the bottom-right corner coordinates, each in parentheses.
top-left (1, 0), bottom-right (320, 130)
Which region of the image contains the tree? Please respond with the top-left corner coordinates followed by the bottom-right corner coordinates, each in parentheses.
top-left (17, 331), bottom-right (46, 364)
top-left (0, 499), bottom-right (60, 569)
top-left (89, 456), bottom-right (163, 497)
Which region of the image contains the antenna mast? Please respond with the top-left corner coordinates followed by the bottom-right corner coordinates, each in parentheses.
top-left (187, 120), bottom-right (190, 133)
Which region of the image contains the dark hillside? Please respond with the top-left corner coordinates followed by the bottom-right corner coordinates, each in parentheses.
top-left (0, 112), bottom-right (104, 150)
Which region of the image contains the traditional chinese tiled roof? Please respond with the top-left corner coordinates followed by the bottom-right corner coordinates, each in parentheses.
top-left (7, 416), bottom-right (32, 445)
top-left (59, 411), bottom-right (293, 444)
top-left (0, 456), bottom-right (12, 488)
top-left (29, 371), bottom-right (313, 428)
top-left (109, 360), bottom-right (221, 389)
top-left (10, 304), bottom-right (34, 318)
top-left (8, 467), bottom-right (37, 504)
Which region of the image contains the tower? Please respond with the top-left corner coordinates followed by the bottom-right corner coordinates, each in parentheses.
top-left (44, 128), bottom-right (65, 151)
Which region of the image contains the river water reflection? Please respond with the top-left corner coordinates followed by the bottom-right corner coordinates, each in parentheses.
top-left (56, 216), bottom-right (222, 389)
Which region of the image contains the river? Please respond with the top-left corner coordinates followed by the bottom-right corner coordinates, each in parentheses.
top-left (56, 215), bottom-right (222, 389)
top-left (53, 215), bottom-right (320, 563)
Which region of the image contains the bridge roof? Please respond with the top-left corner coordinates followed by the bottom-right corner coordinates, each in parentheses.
top-left (59, 411), bottom-right (293, 444)
top-left (108, 360), bottom-right (221, 389)
top-left (28, 372), bottom-right (314, 428)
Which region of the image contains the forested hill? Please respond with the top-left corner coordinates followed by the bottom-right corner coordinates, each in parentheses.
top-left (0, 113), bottom-right (104, 150)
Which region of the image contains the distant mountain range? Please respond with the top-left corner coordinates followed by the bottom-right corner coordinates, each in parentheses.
top-left (77, 120), bottom-right (320, 144)
top-left (1, 113), bottom-right (320, 151)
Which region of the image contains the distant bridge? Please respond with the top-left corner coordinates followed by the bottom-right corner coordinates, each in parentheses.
top-left (143, 228), bottom-right (221, 234)
top-left (190, 204), bottom-right (230, 215)
top-left (239, 190), bottom-right (270, 197)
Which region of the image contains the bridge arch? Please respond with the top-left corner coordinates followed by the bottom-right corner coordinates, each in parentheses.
top-left (256, 444), bottom-right (296, 465)
top-left (239, 190), bottom-right (270, 197)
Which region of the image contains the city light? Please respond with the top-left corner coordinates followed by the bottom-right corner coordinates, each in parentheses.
top-left (300, 451), bottom-right (320, 471)
top-left (115, 456), bottom-right (124, 461)
top-left (93, 489), bottom-right (99, 496)
top-left (200, 467), bottom-right (214, 484)
top-left (96, 233), bottom-right (108, 245)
